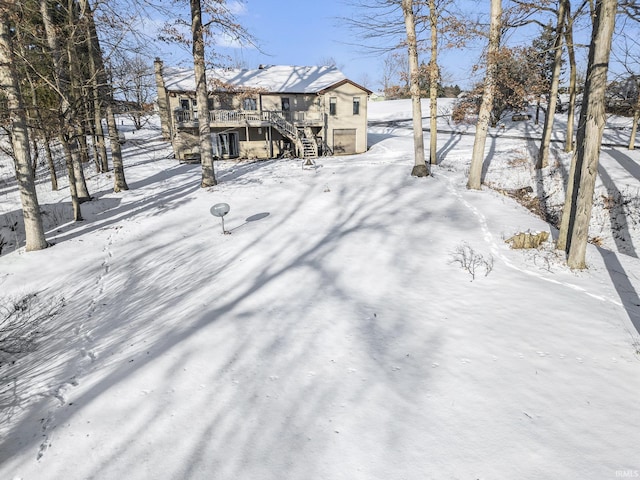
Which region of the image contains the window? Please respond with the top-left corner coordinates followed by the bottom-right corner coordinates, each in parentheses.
top-left (281, 97), bottom-right (290, 111)
top-left (353, 97), bottom-right (361, 115)
top-left (243, 97), bottom-right (257, 111)
top-left (212, 132), bottom-right (239, 158)
top-left (207, 98), bottom-right (214, 110)
top-left (329, 97), bottom-right (337, 116)
top-left (180, 99), bottom-right (190, 110)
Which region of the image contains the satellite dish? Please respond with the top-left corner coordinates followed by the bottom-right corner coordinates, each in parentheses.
top-left (210, 203), bottom-right (230, 218)
top-left (210, 203), bottom-right (231, 234)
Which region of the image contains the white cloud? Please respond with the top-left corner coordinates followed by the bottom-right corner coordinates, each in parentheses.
top-left (227, 1), bottom-right (248, 16)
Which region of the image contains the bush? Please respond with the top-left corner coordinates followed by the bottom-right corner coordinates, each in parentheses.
top-left (0, 293), bottom-right (64, 366)
top-left (450, 243), bottom-right (494, 280)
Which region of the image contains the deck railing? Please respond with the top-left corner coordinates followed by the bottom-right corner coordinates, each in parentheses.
top-left (175, 109), bottom-right (197, 123)
top-left (211, 110), bottom-right (262, 123)
top-left (174, 109), bottom-right (322, 126)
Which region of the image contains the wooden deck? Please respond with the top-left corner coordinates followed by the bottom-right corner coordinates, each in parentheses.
top-left (174, 110), bottom-right (323, 129)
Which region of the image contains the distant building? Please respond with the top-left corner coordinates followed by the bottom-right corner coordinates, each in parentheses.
top-left (154, 60), bottom-right (372, 162)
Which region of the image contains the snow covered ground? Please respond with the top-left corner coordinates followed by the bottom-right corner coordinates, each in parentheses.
top-left (1, 100), bottom-right (640, 479)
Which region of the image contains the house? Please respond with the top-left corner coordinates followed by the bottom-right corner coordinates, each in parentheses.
top-left (369, 92), bottom-right (386, 102)
top-left (154, 59), bottom-right (372, 162)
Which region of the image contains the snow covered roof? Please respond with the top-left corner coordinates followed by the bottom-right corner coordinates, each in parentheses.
top-left (162, 64), bottom-right (368, 94)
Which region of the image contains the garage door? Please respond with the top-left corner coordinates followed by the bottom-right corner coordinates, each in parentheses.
top-left (333, 129), bottom-right (357, 155)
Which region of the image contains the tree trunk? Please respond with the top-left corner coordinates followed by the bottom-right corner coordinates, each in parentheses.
top-left (559, 0), bottom-right (617, 269)
top-left (87, 119), bottom-right (100, 171)
top-left (77, 127), bottom-right (91, 165)
top-left (76, 0), bottom-right (128, 192)
top-left (71, 140), bottom-right (91, 202)
top-left (40, 0), bottom-right (83, 220)
top-left (26, 81), bottom-right (41, 174)
top-left (0, 10), bottom-right (48, 251)
top-left (59, 133), bottom-right (83, 221)
top-left (71, 136), bottom-right (91, 200)
top-left (26, 76), bottom-right (57, 190)
top-left (78, 0), bottom-right (109, 172)
top-left (428, 0), bottom-right (438, 165)
top-left (43, 134), bottom-right (59, 191)
top-left (90, 92), bottom-right (108, 173)
top-left (556, 145), bottom-right (578, 251)
top-left (564, 1), bottom-right (578, 153)
top-left (63, 0), bottom-right (92, 202)
top-left (106, 100), bottom-right (129, 192)
top-left (30, 137), bottom-right (40, 174)
top-left (629, 103), bottom-right (639, 150)
top-left (91, 85), bottom-right (109, 173)
top-left (537, 0), bottom-right (567, 169)
top-left (467, 0), bottom-right (502, 190)
top-left (154, 59), bottom-right (173, 141)
top-left (190, 0), bottom-right (217, 187)
top-left (401, 0), bottom-right (428, 177)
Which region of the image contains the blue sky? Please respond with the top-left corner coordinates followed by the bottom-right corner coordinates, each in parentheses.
top-left (233, 0), bottom-right (484, 90)
top-left (151, 0), bottom-right (636, 92)
top-left (154, 0), bottom-right (486, 91)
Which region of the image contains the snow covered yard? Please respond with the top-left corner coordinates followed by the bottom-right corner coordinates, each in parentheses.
top-left (1, 103), bottom-right (640, 479)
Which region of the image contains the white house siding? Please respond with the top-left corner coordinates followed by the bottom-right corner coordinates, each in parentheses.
top-left (323, 82), bottom-right (368, 155)
top-left (259, 94), bottom-right (322, 118)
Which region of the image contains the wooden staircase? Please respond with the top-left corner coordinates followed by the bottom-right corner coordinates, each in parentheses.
top-left (301, 138), bottom-right (316, 158)
top-left (266, 111), bottom-right (317, 160)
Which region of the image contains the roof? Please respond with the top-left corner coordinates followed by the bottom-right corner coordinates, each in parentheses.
top-left (162, 64), bottom-right (371, 95)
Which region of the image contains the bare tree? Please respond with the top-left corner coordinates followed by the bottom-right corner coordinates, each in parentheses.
top-left (611, 31), bottom-right (640, 150)
top-left (39, 0), bottom-right (83, 220)
top-left (161, 0), bottom-right (255, 187)
top-left (357, 72), bottom-right (373, 90)
top-left (63, 1), bottom-right (92, 203)
top-left (379, 52), bottom-right (400, 93)
top-left (346, 0), bottom-right (459, 166)
top-left (78, 0), bottom-right (129, 192)
top-left (557, 0), bottom-right (618, 269)
top-left (453, 45), bottom-right (538, 126)
top-left (426, 0), bottom-right (439, 165)
top-left (402, 0), bottom-right (428, 177)
top-left (113, 55), bottom-right (155, 130)
top-left (564, 0), bottom-right (579, 152)
top-left (190, 0), bottom-right (216, 187)
top-left (21, 55), bottom-right (59, 191)
top-left (0, 7), bottom-right (48, 251)
top-left (318, 56), bottom-right (345, 71)
top-left (467, 0), bottom-right (502, 190)
top-left (80, 0), bottom-right (109, 173)
top-left (537, 0), bottom-right (568, 169)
